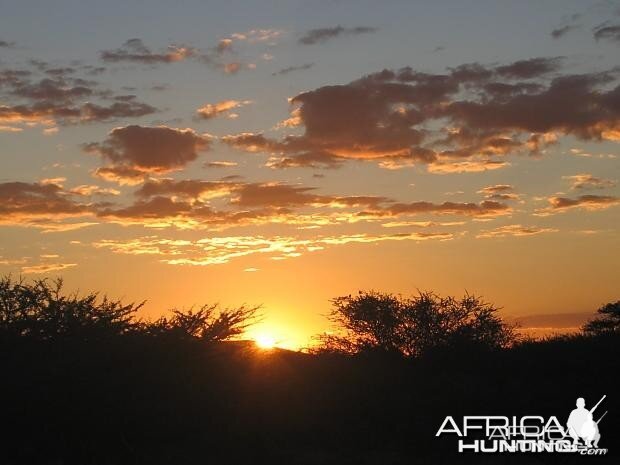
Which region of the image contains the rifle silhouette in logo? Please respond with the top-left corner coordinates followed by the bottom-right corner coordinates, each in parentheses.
top-left (567, 395), bottom-right (606, 448)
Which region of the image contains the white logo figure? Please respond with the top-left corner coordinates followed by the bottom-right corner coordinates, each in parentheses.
top-left (567, 395), bottom-right (607, 448)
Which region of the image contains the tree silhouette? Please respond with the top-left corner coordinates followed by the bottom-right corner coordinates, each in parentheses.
top-left (582, 301), bottom-right (620, 336)
top-left (149, 304), bottom-right (261, 342)
top-left (0, 276), bottom-right (141, 341)
top-left (0, 275), bottom-right (258, 343)
top-left (314, 290), bottom-right (517, 356)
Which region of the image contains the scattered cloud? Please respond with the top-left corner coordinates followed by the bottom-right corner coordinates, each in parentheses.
top-left (476, 224), bottom-right (558, 239)
top-left (100, 38), bottom-right (196, 64)
top-left (93, 230), bottom-right (452, 267)
top-left (196, 99), bottom-right (252, 119)
top-left (272, 63), bottom-right (314, 76)
top-left (0, 181), bottom-right (88, 226)
top-left (21, 262), bottom-right (77, 274)
top-left (0, 63), bottom-right (157, 129)
top-left (593, 22), bottom-right (620, 42)
top-left (224, 57), bottom-right (618, 172)
top-left (563, 174), bottom-right (617, 190)
top-left (551, 24), bottom-right (579, 39)
top-left (298, 25), bottom-right (378, 45)
top-left (84, 125), bottom-right (211, 181)
top-left (537, 194), bottom-right (620, 215)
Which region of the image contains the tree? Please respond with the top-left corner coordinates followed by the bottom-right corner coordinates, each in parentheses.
top-left (0, 275), bottom-right (259, 343)
top-left (149, 304), bottom-right (261, 342)
top-left (313, 290), bottom-right (517, 357)
top-left (0, 275), bottom-right (141, 341)
top-left (582, 301), bottom-right (620, 336)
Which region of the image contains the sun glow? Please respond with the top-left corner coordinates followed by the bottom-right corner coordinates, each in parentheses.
top-left (254, 334), bottom-right (277, 349)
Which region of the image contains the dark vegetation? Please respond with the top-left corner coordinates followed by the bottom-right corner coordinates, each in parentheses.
top-left (0, 275), bottom-right (618, 465)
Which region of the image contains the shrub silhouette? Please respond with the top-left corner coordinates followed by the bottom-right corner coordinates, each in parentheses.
top-left (582, 300), bottom-right (620, 336)
top-left (0, 275), bottom-right (259, 343)
top-left (0, 276), bottom-right (141, 341)
top-left (314, 290), bottom-right (517, 356)
top-left (148, 304), bottom-right (260, 341)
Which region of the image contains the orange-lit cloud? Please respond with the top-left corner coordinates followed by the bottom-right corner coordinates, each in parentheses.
top-left (21, 262), bottom-right (77, 274)
top-left (93, 231), bottom-right (453, 266)
top-left (84, 125), bottom-right (211, 182)
top-left (536, 194), bottom-right (620, 215)
top-left (563, 173), bottom-right (617, 190)
top-left (476, 224), bottom-right (558, 239)
top-left (196, 100), bottom-right (253, 119)
top-left (224, 58), bottom-right (620, 172)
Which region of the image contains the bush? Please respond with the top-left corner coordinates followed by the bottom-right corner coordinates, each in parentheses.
top-left (313, 290), bottom-right (517, 357)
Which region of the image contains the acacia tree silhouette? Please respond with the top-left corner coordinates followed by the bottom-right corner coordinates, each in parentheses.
top-left (0, 275), bottom-right (259, 343)
top-left (582, 301), bottom-right (620, 336)
top-left (313, 290), bottom-right (517, 356)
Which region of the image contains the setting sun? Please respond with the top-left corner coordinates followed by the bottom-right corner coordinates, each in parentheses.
top-left (254, 334), bottom-right (277, 349)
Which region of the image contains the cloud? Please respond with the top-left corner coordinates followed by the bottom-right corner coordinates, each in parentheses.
top-left (298, 25), bottom-right (378, 45)
top-left (135, 179), bottom-right (238, 200)
top-left (477, 184), bottom-right (520, 201)
top-left (205, 161), bottom-right (238, 168)
top-left (229, 183), bottom-right (388, 208)
top-left (93, 230), bottom-right (452, 267)
top-left (593, 23), bottom-right (620, 42)
top-left (100, 38), bottom-right (195, 64)
top-left (196, 100), bottom-right (252, 119)
top-left (21, 262), bottom-right (77, 274)
top-left (0, 181), bottom-right (91, 228)
top-left (68, 185), bottom-right (121, 196)
top-left (537, 194), bottom-right (620, 215)
top-left (551, 24), bottom-right (579, 39)
top-left (427, 160), bottom-right (509, 174)
top-left (226, 57), bottom-right (616, 172)
top-left (229, 29), bottom-right (283, 44)
top-left (272, 63), bottom-right (314, 76)
top-left (563, 173), bottom-right (617, 190)
top-left (494, 57), bottom-right (563, 79)
top-left (476, 224), bottom-right (558, 238)
top-left (92, 165), bottom-right (149, 186)
top-left (0, 65), bottom-right (157, 128)
top-left (360, 200), bottom-right (511, 219)
top-left (0, 39), bottom-right (15, 48)
top-left (84, 125), bottom-right (211, 179)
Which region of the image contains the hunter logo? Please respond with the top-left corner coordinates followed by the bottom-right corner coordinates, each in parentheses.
top-left (436, 395), bottom-right (608, 455)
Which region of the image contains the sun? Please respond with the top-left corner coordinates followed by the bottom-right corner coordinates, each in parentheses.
top-left (254, 334), bottom-right (277, 350)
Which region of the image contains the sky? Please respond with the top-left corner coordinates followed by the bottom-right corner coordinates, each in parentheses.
top-left (1, 0), bottom-right (619, 348)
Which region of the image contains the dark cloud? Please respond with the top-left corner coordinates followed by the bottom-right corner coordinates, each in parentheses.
top-left (298, 25), bottom-right (377, 45)
top-left (84, 125), bottom-right (210, 177)
top-left (227, 57), bottom-right (612, 171)
top-left (135, 179), bottom-right (238, 199)
top-left (81, 101), bottom-right (156, 121)
top-left (551, 24), bottom-right (579, 39)
top-left (0, 64), bottom-right (157, 126)
top-left (135, 179), bottom-right (388, 209)
top-left (547, 194), bottom-right (619, 211)
top-left (0, 40), bottom-right (15, 48)
top-left (0, 181), bottom-right (88, 226)
top-left (360, 200), bottom-right (511, 218)
top-left (272, 63), bottom-right (314, 76)
top-left (494, 57), bottom-right (562, 79)
top-left (100, 38), bottom-right (195, 64)
top-left (593, 23), bottom-right (620, 42)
